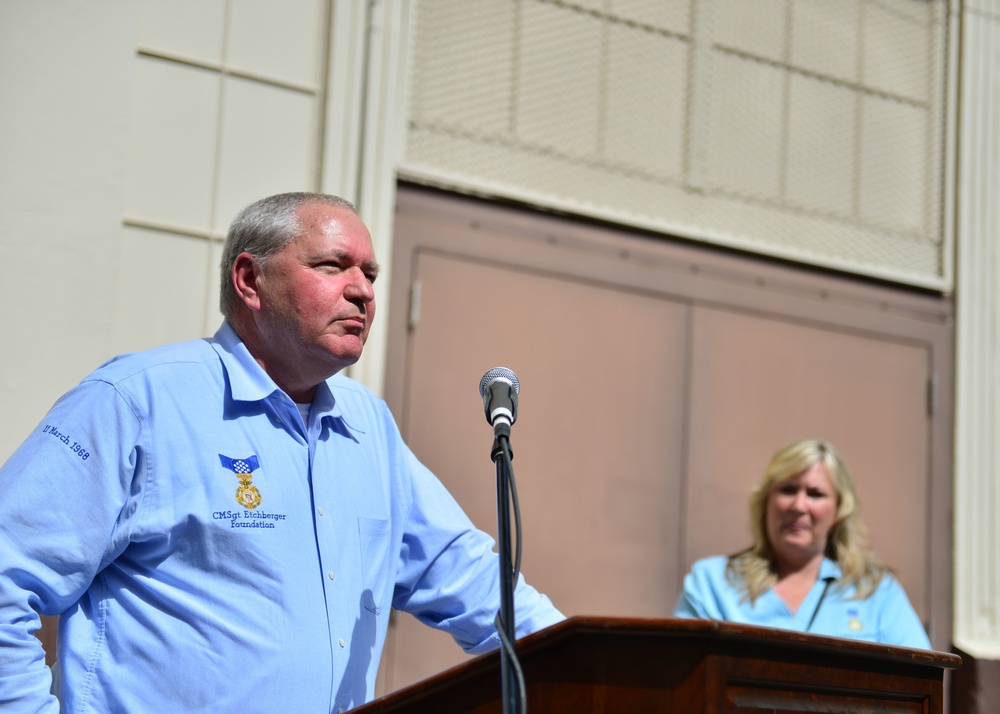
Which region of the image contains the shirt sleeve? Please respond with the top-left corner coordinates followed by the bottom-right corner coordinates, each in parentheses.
top-left (0, 379), bottom-right (142, 710)
top-left (388, 445), bottom-right (564, 655)
top-left (875, 575), bottom-right (932, 649)
top-left (674, 557), bottom-right (727, 620)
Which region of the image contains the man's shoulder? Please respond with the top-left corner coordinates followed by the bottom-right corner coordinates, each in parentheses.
top-left (327, 372), bottom-right (382, 402)
top-left (86, 337), bottom-right (219, 386)
top-left (324, 373), bottom-right (399, 435)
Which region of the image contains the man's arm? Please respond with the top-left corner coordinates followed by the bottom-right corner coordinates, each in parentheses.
top-left (0, 380), bottom-right (140, 709)
top-left (388, 445), bottom-right (564, 654)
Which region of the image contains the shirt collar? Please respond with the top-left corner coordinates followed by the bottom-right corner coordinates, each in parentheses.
top-left (312, 378), bottom-right (342, 421)
top-left (820, 557), bottom-right (843, 581)
top-left (211, 322), bottom-right (282, 403)
top-left (210, 321), bottom-right (345, 421)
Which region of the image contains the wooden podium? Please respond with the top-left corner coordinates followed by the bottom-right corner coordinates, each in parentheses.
top-left (356, 617), bottom-right (961, 713)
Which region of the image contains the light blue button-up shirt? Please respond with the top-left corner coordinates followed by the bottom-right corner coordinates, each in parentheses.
top-left (0, 323), bottom-right (563, 712)
top-left (674, 555), bottom-right (931, 649)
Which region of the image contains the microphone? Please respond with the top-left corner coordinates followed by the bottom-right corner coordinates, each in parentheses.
top-left (479, 367), bottom-right (519, 429)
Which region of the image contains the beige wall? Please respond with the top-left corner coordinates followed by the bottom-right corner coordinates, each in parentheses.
top-left (953, 0), bottom-right (1000, 662)
top-left (0, 1), bottom-right (137, 459)
top-left (0, 0), bottom-right (407, 463)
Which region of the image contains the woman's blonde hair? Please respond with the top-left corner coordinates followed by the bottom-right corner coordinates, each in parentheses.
top-left (726, 438), bottom-right (889, 603)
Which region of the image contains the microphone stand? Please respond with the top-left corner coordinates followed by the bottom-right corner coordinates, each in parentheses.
top-left (491, 422), bottom-right (520, 714)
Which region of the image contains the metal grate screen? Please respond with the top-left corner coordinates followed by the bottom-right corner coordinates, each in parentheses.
top-left (402, 0), bottom-right (953, 288)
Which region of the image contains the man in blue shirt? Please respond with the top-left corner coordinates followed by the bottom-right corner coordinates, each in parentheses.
top-left (0, 192), bottom-right (564, 712)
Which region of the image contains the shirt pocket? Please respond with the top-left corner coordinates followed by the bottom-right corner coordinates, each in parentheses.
top-left (358, 516), bottom-right (391, 615)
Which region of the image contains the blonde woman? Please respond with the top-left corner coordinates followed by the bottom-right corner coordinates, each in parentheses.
top-left (674, 439), bottom-right (930, 649)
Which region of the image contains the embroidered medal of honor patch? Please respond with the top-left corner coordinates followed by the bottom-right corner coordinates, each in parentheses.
top-left (219, 454), bottom-right (263, 509)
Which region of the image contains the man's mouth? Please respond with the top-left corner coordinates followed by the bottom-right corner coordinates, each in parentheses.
top-left (338, 315), bottom-right (366, 331)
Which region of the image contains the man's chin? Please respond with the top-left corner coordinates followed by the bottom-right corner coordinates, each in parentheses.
top-left (325, 343), bottom-right (366, 372)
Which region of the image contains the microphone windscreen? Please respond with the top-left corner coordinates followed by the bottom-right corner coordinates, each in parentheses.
top-left (479, 367), bottom-right (520, 397)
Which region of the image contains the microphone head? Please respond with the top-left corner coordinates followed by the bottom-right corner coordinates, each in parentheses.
top-left (479, 367), bottom-right (520, 397)
top-left (479, 367), bottom-right (520, 429)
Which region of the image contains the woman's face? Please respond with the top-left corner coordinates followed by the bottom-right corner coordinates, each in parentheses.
top-left (765, 461), bottom-right (839, 573)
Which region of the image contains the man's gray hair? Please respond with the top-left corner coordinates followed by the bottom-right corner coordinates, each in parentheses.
top-left (219, 192), bottom-right (357, 319)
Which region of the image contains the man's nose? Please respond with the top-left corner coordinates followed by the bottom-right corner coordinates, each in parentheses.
top-left (344, 268), bottom-right (375, 302)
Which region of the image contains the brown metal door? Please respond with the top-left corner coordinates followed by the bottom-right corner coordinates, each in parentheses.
top-left (377, 185), bottom-right (952, 695)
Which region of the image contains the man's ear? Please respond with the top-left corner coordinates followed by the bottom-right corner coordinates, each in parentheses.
top-left (232, 252), bottom-right (263, 312)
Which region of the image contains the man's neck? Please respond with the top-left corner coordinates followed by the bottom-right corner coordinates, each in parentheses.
top-left (228, 317), bottom-right (322, 403)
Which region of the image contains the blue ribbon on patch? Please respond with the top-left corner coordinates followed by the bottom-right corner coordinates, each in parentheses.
top-left (219, 454), bottom-right (260, 474)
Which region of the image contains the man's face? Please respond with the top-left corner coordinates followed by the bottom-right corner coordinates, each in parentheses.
top-left (253, 202), bottom-right (379, 384)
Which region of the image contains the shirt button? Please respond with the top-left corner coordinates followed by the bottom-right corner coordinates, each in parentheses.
top-left (328, 571), bottom-right (336, 580)
top-left (339, 638), bottom-right (346, 648)
top-left (318, 506), bottom-right (325, 516)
